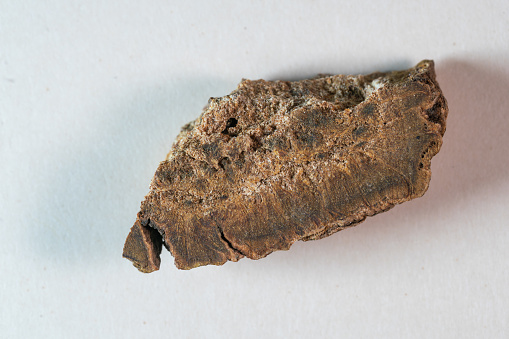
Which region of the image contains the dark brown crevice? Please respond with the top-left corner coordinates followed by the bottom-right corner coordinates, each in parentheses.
top-left (216, 224), bottom-right (245, 256)
top-left (147, 220), bottom-right (165, 259)
top-left (147, 218), bottom-right (173, 255)
top-left (426, 99), bottom-right (444, 125)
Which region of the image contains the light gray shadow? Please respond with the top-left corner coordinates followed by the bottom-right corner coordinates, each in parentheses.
top-left (268, 58), bottom-right (413, 82)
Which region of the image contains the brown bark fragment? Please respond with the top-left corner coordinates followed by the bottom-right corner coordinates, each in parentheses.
top-left (123, 60), bottom-right (448, 272)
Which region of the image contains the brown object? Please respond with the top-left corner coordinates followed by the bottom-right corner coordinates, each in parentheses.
top-left (123, 60), bottom-right (448, 272)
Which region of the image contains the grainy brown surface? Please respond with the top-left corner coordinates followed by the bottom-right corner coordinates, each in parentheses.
top-left (123, 60), bottom-right (448, 272)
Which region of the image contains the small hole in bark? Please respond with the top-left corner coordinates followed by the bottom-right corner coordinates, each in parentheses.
top-left (218, 157), bottom-right (231, 170)
top-left (222, 118), bottom-right (238, 135)
top-left (419, 162), bottom-right (424, 169)
top-left (426, 101), bottom-right (443, 124)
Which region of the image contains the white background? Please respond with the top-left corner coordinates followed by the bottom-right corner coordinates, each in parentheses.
top-left (1, 1), bottom-right (509, 338)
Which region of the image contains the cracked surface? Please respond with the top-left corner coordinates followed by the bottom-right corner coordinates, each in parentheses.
top-left (123, 60), bottom-right (448, 272)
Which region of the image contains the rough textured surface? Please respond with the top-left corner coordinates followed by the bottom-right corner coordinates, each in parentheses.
top-left (123, 60), bottom-right (448, 272)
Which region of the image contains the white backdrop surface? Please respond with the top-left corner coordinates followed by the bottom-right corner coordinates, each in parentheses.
top-left (1, 1), bottom-right (509, 338)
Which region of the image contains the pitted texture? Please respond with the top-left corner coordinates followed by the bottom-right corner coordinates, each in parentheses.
top-left (123, 60), bottom-right (448, 272)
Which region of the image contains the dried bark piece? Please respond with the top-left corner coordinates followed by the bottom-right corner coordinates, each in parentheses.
top-left (123, 60), bottom-right (448, 272)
